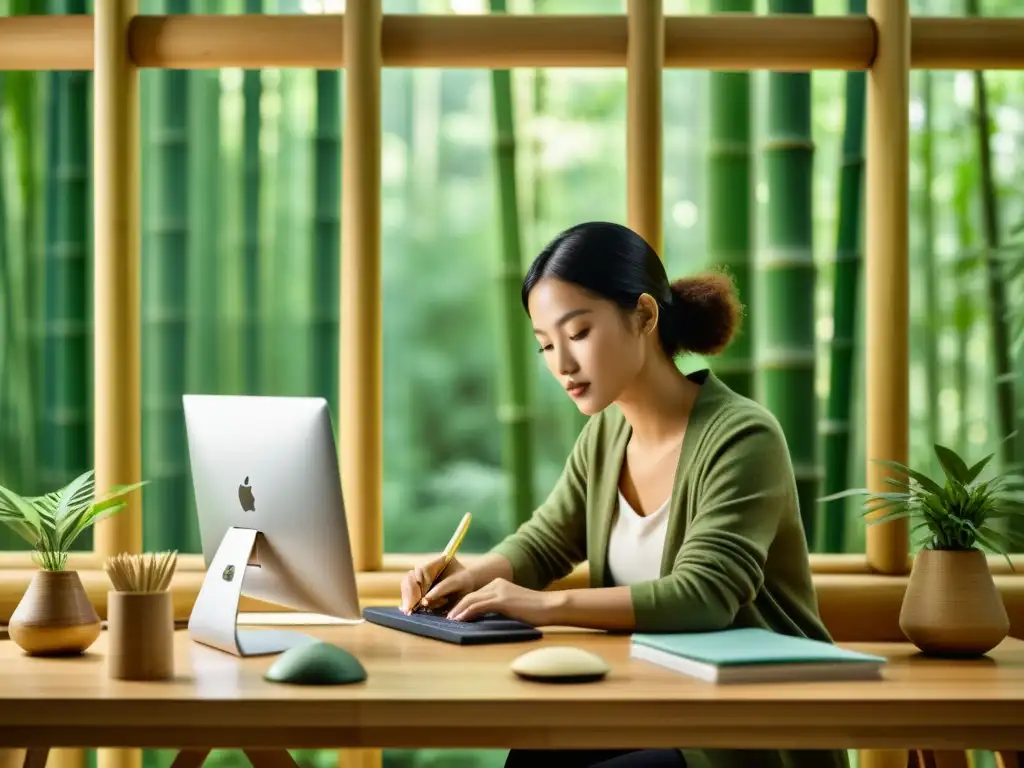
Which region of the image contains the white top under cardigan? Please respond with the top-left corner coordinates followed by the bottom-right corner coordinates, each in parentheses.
top-left (606, 491), bottom-right (671, 587)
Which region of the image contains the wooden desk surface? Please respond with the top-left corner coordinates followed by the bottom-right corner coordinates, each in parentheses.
top-left (0, 624), bottom-right (1022, 752)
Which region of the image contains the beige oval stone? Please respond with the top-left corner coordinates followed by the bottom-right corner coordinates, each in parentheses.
top-left (510, 645), bottom-right (610, 682)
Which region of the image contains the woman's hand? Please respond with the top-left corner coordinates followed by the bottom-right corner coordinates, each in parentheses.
top-left (399, 555), bottom-right (476, 615)
top-left (446, 578), bottom-right (558, 626)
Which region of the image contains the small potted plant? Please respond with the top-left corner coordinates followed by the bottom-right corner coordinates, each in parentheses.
top-left (822, 442), bottom-right (1024, 657)
top-left (0, 470), bottom-right (146, 656)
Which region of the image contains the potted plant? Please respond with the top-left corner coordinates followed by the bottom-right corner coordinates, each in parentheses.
top-left (822, 442), bottom-right (1024, 657)
top-left (0, 470), bottom-right (146, 656)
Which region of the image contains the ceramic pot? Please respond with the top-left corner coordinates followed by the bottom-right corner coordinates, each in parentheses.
top-left (8, 570), bottom-right (101, 656)
top-left (899, 547), bottom-right (1009, 657)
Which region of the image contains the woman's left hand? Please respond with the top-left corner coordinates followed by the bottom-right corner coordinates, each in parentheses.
top-left (446, 578), bottom-right (558, 626)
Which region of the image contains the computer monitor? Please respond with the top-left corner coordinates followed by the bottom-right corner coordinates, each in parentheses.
top-left (182, 394), bottom-right (361, 657)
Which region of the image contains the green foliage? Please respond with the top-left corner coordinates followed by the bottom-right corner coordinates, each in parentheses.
top-left (0, 470), bottom-right (147, 571)
top-left (820, 442), bottom-right (1024, 566)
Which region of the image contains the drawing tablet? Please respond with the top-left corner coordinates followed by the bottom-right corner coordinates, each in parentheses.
top-left (363, 606), bottom-right (542, 645)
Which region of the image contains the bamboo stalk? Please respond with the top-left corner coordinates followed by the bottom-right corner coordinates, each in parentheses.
top-left (864, 0), bottom-right (910, 574)
top-left (340, 0), bottom-right (383, 573)
top-left (3, 0), bottom-right (45, 506)
top-left (311, 68), bottom-right (341, 414)
top-left (822, 0), bottom-right (867, 553)
top-left (185, 64), bottom-right (221, 549)
top-left (41, 0), bottom-right (92, 534)
top-left (919, 68), bottom-right (940, 469)
top-left (240, 0), bottom-right (262, 395)
top-left (4, 15), bottom-right (1024, 72)
top-left (965, 0), bottom-right (1016, 475)
top-left (0, 65), bottom-right (38, 541)
top-left (489, 0), bottom-right (534, 530)
top-left (760, 0), bottom-right (818, 544)
top-left (142, 0), bottom-right (191, 554)
top-left (707, 0), bottom-right (753, 398)
top-left (951, 142), bottom-right (974, 458)
top-left (0, 73), bottom-right (22, 523)
top-left (270, 51), bottom-right (307, 397)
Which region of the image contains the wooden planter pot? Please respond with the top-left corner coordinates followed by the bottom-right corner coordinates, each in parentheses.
top-left (899, 547), bottom-right (1009, 657)
top-left (8, 570), bottom-right (102, 656)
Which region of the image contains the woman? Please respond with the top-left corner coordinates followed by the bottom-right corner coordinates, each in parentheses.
top-left (400, 221), bottom-right (848, 768)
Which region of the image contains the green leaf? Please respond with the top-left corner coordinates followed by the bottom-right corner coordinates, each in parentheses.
top-left (94, 480), bottom-right (147, 504)
top-left (864, 508), bottom-right (913, 525)
top-left (0, 514), bottom-right (41, 546)
top-left (964, 453), bottom-right (995, 484)
top-left (55, 471), bottom-right (94, 525)
top-left (0, 485), bottom-right (42, 537)
top-left (57, 478), bottom-right (146, 551)
top-left (62, 502), bottom-right (126, 551)
top-left (818, 487), bottom-right (870, 503)
top-left (860, 497), bottom-right (911, 515)
top-left (0, 472), bottom-right (147, 560)
top-left (934, 443), bottom-right (970, 484)
top-left (873, 458), bottom-right (947, 498)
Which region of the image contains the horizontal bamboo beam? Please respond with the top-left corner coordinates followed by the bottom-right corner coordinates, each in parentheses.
top-left (912, 16), bottom-right (1024, 70)
top-left (3, 550), bottom-right (1024, 574)
top-left (1, 566), bottom-right (1023, 643)
top-left (1, 14), bottom-right (1023, 71)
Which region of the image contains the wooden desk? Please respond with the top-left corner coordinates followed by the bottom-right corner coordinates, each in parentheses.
top-left (0, 624), bottom-right (1021, 763)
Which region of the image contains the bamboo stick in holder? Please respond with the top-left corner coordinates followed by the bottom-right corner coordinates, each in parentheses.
top-left (104, 551), bottom-right (177, 681)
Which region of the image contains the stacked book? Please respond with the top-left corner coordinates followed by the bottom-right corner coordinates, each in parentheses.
top-left (630, 627), bottom-right (887, 684)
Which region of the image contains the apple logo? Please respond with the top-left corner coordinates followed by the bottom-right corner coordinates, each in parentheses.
top-left (238, 476), bottom-right (255, 512)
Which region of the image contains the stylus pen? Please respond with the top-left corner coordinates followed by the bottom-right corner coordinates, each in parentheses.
top-left (415, 511), bottom-right (472, 613)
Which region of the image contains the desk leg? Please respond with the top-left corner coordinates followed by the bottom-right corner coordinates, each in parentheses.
top-left (243, 751), bottom-right (301, 768)
top-left (337, 751), bottom-right (381, 768)
top-left (913, 752), bottom-right (969, 768)
top-left (169, 751), bottom-right (211, 768)
top-left (0, 750), bottom-right (49, 768)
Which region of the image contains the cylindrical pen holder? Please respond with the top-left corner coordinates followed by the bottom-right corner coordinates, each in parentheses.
top-left (107, 591), bottom-right (175, 681)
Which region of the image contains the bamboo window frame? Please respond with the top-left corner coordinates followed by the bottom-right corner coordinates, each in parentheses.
top-left (0, 2), bottom-right (1021, 583)
top-left (2, 5), bottom-right (1024, 768)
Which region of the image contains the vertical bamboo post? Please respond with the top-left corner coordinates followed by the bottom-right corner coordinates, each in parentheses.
top-left (860, 2), bottom-right (911, 765)
top-left (93, 0), bottom-right (143, 561)
top-left (93, 4), bottom-right (142, 768)
top-left (626, 0), bottom-right (663, 255)
top-left (864, 0), bottom-right (910, 575)
top-left (340, 4), bottom-right (383, 572)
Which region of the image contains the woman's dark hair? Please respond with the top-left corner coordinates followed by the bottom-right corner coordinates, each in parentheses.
top-left (521, 221), bottom-right (743, 358)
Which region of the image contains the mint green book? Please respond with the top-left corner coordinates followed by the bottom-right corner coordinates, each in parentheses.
top-left (630, 628), bottom-right (886, 684)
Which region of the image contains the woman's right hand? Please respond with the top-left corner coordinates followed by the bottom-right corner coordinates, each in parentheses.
top-left (400, 555), bottom-right (477, 615)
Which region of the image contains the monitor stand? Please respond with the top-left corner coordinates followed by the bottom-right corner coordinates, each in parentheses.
top-left (188, 526), bottom-right (316, 657)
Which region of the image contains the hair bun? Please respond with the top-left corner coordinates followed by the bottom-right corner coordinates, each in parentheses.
top-left (666, 270), bottom-right (743, 357)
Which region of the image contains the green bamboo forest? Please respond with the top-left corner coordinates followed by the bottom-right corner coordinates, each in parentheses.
top-left (2, 0), bottom-right (1024, 766)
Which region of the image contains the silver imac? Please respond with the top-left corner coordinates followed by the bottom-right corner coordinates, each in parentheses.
top-left (182, 394), bottom-right (361, 657)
